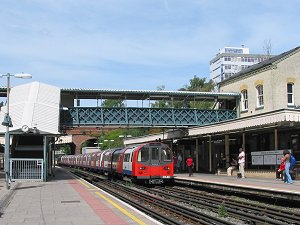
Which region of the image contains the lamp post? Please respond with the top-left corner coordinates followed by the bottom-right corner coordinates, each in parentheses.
top-left (0, 73), bottom-right (32, 189)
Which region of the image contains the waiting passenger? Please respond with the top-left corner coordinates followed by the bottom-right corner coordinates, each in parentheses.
top-left (227, 157), bottom-right (237, 176)
top-left (173, 155), bottom-right (178, 173)
top-left (276, 158), bottom-right (285, 180)
top-left (283, 150), bottom-right (293, 184)
top-left (177, 153), bottom-right (182, 173)
top-left (186, 155), bottom-right (194, 177)
top-left (238, 148), bottom-right (245, 178)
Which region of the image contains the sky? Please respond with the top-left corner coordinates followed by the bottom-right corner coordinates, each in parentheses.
top-left (0, 0), bottom-right (300, 91)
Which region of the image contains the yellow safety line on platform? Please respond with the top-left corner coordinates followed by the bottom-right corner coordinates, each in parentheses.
top-left (95, 192), bottom-right (147, 225)
top-left (78, 179), bottom-right (93, 189)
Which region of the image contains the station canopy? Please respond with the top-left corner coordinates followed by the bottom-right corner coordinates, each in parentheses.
top-left (61, 88), bottom-right (240, 101)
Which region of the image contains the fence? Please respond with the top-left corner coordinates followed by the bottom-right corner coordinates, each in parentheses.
top-left (10, 158), bottom-right (44, 181)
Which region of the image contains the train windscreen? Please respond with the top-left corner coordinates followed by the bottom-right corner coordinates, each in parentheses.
top-left (162, 147), bottom-right (172, 161)
top-left (138, 147), bottom-right (149, 162)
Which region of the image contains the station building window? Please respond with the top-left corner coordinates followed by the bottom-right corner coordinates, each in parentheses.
top-left (241, 89), bottom-right (248, 111)
top-left (287, 83), bottom-right (294, 105)
top-left (256, 85), bottom-right (264, 107)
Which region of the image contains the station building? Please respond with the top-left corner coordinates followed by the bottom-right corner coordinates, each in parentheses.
top-left (126, 46), bottom-right (300, 178)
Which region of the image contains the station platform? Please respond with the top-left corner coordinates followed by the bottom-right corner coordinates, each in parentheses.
top-left (0, 168), bottom-right (161, 225)
top-left (175, 172), bottom-right (300, 203)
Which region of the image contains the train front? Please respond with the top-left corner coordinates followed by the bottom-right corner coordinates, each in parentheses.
top-left (133, 142), bottom-right (174, 184)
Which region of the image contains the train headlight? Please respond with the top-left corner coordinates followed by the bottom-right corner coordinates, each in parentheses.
top-left (164, 166), bottom-right (170, 170)
top-left (140, 166), bottom-right (146, 170)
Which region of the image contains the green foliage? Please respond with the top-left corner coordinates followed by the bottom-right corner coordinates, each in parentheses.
top-left (150, 76), bottom-right (216, 109)
top-left (181, 76), bottom-right (215, 109)
top-left (95, 128), bottom-right (150, 149)
top-left (150, 85), bottom-right (171, 108)
top-left (101, 99), bottom-right (125, 107)
top-left (60, 144), bottom-right (71, 155)
top-left (218, 203), bottom-right (228, 218)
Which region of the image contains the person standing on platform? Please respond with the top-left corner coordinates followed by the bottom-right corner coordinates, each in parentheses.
top-left (173, 154), bottom-right (178, 173)
top-left (186, 155), bottom-right (194, 177)
top-left (276, 157), bottom-right (285, 180)
top-left (283, 150), bottom-right (293, 184)
top-left (177, 153), bottom-right (182, 173)
top-left (238, 148), bottom-right (245, 178)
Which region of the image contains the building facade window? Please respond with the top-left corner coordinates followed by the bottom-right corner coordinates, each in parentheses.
top-left (256, 85), bottom-right (264, 107)
top-left (241, 89), bottom-right (248, 111)
top-left (287, 83), bottom-right (294, 105)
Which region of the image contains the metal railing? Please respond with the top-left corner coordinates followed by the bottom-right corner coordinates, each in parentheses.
top-left (10, 158), bottom-right (43, 181)
top-left (60, 107), bottom-right (237, 127)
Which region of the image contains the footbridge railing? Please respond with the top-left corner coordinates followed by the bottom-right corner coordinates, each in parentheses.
top-left (60, 107), bottom-right (237, 127)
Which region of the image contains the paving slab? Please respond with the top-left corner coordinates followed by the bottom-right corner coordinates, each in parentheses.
top-left (0, 168), bottom-right (162, 225)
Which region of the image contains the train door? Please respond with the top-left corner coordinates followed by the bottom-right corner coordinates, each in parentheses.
top-left (123, 148), bottom-right (134, 175)
top-left (149, 144), bottom-right (161, 176)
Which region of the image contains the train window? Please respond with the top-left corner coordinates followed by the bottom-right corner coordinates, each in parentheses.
top-left (138, 147), bottom-right (149, 162)
top-left (124, 153), bottom-right (130, 162)
top-left (162, 147), bottom-right (172, 161)
top-left (113, 153), bottom-right (119, 162)
top-left (151, 147), bottom-right (159, 160)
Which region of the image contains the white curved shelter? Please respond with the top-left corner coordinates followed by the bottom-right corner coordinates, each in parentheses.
top-left (0, 82), bottom-right (61, 135)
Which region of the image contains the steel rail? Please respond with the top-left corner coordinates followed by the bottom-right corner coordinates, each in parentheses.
top-left (165, 186), bottom-right (300, 223)
top-left (71, 169), bottom-right (235, 225)
top-left (143, 186), bottom-right (290, 225)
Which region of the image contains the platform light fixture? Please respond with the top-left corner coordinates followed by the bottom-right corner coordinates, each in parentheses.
top-left (0, 72), bottom-right (32, 189)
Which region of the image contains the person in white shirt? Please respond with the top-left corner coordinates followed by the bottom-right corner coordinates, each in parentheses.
top-left (238, 148), bottom-right (245, 178)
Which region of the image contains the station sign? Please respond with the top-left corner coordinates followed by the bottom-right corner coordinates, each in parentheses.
top-left (251, 149), bottom-right (291, 165)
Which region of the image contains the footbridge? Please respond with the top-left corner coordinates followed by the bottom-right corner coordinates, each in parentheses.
top-left (60, 88), bottom-right (240, 128)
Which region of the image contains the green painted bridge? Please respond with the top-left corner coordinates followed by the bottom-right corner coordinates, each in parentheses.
top-left (60, 107), bottom-right (237, 127)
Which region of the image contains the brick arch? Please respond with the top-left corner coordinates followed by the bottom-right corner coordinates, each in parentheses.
top-left (65, 126), bottom-right (115, 155)
top-left (72, 135), bottom-right (97, 154)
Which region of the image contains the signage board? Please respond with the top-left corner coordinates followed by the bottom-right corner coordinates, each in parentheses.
top-left (251, 149), bottom-right (291, 166)
top-left (252, 155), bottom-right (263, 165)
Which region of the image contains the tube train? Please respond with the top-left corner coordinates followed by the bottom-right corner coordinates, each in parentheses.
top-left (61, 142), bottom-right (174, 184)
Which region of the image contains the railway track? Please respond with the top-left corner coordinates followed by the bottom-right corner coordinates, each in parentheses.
top-left (143, 185), bottom-right (300, 225)
top-left (71, 169), bottom-right (235, 225)
top-left (68, 168), bottom-right (300, 225)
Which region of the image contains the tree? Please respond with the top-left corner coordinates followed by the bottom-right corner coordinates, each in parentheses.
top-left (150, 85), bottom-right (171, 108)
top-left (180, 76), bottom-right (215, 109)
top-left (60, 144), bottom-right (71, 155)
top-left (101, 99), bottom-right (125, 107)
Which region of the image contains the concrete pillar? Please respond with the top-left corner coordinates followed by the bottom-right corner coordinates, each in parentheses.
top-left (209, 135), bottom-right (212, 172)
top-left (43, 136), bottom-right (47, 182)
top-left (242, 132), bottom-right (246, 168)
top-left (274, 128), bottom-right (278, 150)
top-left (195, 139), bottom-right (199, 172)
top-left (225, 134), bottom-right (230, 168)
